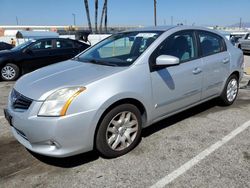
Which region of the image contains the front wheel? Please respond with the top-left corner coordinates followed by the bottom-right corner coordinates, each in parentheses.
top-left (219, 74), bottom-right (239, 106)
top-left (1, 63), bottom-right (20, 81)
top-left (95, 104), bottom-right (142, 158)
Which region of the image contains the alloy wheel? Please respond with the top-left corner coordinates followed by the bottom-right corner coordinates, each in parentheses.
top-left (226, 78), bottom-right (238, 102)
top-left (1, 65), bottom-right (16, 80)
top-left (106, 111), bottom-right (139, 151)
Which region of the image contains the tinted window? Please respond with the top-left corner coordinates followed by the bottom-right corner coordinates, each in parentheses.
top-left (199, 32), bottom-right (225, 56)
top-left (56, 40), bottom-right (74, 49)
top-left (151, 30), bottom-right (197, 63)
top-left (30, 40), bottom-right (52, 50)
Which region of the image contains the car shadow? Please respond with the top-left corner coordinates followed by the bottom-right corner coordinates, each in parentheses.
top-left (142, 99), bottom-right (218, 138)
top-left (28, 149), bottom-right (99, 168)
top-left (29, 99), bottom-right (219, 167)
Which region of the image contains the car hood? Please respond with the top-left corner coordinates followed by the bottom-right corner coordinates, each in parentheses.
top-left (0, 50), bottom-right (17, 57)
top-left (14, 60), bottom-right (127, 100)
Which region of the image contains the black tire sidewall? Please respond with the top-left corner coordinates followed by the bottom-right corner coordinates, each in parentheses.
top-left (220, 74), bottom-right (239, 106)
top-left (1, 63), bottom-right (20, 81)
top-left (96, 104), bottom-right (142, 158)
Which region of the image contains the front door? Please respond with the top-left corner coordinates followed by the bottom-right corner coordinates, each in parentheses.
top-left (21, 39), bottom-right (54, 72)
top-left (150, 30), bottom-right (203, 120)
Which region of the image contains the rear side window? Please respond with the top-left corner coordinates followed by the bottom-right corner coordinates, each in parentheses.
top-left (56, 40), bottom-right (74, 49)
top-left (198, 31), bottom-right (226, 57)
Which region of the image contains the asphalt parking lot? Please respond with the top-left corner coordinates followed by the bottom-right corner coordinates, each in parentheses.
top-left (0, 57), bottom-right (250, 188)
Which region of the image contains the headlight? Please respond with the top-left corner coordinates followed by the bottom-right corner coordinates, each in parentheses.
top-left (38, 87), bottom-right (86, 117)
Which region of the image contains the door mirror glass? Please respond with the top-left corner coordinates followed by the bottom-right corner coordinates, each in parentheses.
top-left (156, 55), bottom-right (180, 66)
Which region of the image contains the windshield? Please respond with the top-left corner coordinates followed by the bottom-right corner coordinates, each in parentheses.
top-left (77, 31), bottom-right (163, 66)
top-left (11, 40), bottom-right (35, 51)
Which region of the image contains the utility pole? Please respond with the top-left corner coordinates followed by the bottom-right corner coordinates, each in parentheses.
top-left (72, 13), bottom-right (76, 26)
top-left (239, 17), bottom-right (242, 28)
top-left (171, 16), bottom-right (173, 25)
top-left (154, 0), bottom-right (157, 26)
top-left (16, 16), bottom-right (19, 25)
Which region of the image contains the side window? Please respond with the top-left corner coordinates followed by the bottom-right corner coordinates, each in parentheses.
top-left (151, 31), bottom-right (197, 63)
top-left (56, 40), bottom-right (74, 49)
top-left (199, 32), bottom-right (225, 57)
top-left (30, 40), bottom-right (52, 50)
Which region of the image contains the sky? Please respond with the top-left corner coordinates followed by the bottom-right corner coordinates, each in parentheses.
top-left (0, 0), bottom-right (249, 27)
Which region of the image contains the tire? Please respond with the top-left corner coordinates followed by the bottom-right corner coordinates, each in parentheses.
top-left (96, 104), bottom-right (142, 158)
top-left (1, 63), bottom-right (20, 81)
top-left (219, 74), bottom-right (239, 106)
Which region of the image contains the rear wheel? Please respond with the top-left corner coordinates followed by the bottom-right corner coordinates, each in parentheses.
top-left (96, 104), bottom-right (142, 158)
top-left (219, 74), bottom-right (239, 106)
top-left (1, 63), bottom-right (20, 81)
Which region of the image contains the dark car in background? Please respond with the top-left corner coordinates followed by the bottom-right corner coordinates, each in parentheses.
top-left (0, 38), bottom-right (90, 81)
top-left (0, 42), bottom-right (13, 51)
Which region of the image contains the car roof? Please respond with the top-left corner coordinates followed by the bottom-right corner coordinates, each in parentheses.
top-left (35, 38), bottom-right (74, 40)
top-left (125, 25), bottom-right (222, 35)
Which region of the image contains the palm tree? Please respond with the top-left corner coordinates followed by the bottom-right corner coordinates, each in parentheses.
top-left (99, 0), bottom-right (107, 33)
top-left (104, 0), bottom-right (108, 33)
top-left (154, 0), bottom-right (157, 26)
top-left (95, 0), bottom-right (98, 33)
top-left (84, 0), bottom-right (92, 32)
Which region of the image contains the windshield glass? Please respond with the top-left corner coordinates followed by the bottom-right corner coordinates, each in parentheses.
top-left (77, 31), bottom-right (163, 66)
top-left (11, 40), bottom-right (35, 51)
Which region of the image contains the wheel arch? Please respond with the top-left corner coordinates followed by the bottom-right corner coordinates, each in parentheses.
top-left (230, 71), bottom-right (240, 80)
top-left (0, 60), bottom-right (21, 72)
top-left (93, 98), bottom-right (148, 149)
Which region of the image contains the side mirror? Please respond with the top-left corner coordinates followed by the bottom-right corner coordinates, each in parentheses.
top-left (156, 55), bottom-right (180, 66)
top-left (23, 48), bottom-right (33, 54)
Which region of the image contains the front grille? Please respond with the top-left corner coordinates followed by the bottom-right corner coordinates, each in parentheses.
top-left (11, 89), bottom-right (33, 110)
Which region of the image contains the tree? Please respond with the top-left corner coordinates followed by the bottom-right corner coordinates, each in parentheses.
top-left (95, 0), bottom-right (98, 33)
top-left (104, 0), bottom-right (108, 33)
top-left (84, 0), bottom-right (92, 32)
top-left (99, 0), bottom-right (107, 33)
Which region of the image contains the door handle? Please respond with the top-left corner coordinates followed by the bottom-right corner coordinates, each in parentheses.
top-left (222, 58), bottom-right (230, 64)
top-left (192, 67), bottom-right (202, 75)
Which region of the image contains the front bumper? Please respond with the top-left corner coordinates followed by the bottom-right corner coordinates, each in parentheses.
top-left (7, 98), bottom-right (98, 157)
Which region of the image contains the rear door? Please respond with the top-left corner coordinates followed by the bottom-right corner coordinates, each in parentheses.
top-left (52, 39), bottom-right (77, 62)
top-left (150, 30), bottom-right (203, 119)
top-left (21, 39), bottom-right (54, 71)
top-left (197, 31), bottom-right (230, 99)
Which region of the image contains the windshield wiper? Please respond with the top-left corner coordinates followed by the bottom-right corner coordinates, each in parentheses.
top-left (74, 57), bottom-right (118, 66)
top-left (88, 59), bottom-right (118, 67)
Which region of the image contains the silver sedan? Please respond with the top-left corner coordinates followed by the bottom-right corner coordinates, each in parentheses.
top-left (5, 26), bottom-right (244, 158)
